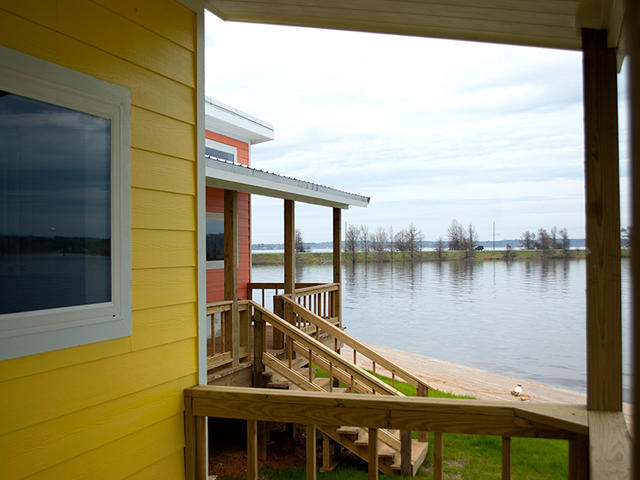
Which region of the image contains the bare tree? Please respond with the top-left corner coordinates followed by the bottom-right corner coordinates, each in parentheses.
top-left (371, 227), bottom-right (388, 260)
top-left (344, 223), bottom-right (359, 263)
top-left (550, 226), bottom-right (558, 249)
top-left (520, 230), bottom-right (536, 249)
top-left (435, 237), bottom-right (445, 261)
top-left (394, 229), bottom-right (410, 253)
top-left (464, 223), bottom-right (478, 255)
top-left (447, 219), bottom-right (465, 250)
top-left (388, 226), bottom-right (395, 259)
top-left (407, 223), bottom-right (423, 260)
top-left (295, 229), bottom-right (305, 253)
top-left (360, 225), bottom-right (370, 262)
top-left (536, 228), bottom-right (552, 250)
top-left (559, 228), bottom-right (570, 256)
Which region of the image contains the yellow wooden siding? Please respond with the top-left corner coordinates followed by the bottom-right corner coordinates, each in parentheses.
top-left (92, 0), bottom-right (195, 51)
top-left (131, 149), bottom-right (196, 195)
top-left (0, 375), bottom-right (195, 479)
top-left (132, 304), bottom-right (198, 351)
top-left (0, 0), bottom-right (199, 478)
top-left (0, 8), bottom-right (195, 124)
top-left (122, 450), bottom-right (186, 480)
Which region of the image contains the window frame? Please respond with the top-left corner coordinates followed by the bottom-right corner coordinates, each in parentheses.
top-left (205, 138), bottom-right (237, 162)
top-left (206, 212), bottom-right (224, 270)
top-left (0, 45), bottom-right (131, 361)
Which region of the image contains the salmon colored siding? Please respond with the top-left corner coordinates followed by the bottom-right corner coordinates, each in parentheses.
top-left (205, 186), bottom-right (251, 301)
top-left (0, 2), bottom-right (199, 479)
top-left (206, 130), bottom-right (250, 165)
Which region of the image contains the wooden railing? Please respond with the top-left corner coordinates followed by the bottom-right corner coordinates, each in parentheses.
top-left (281, 295), bottom-right (430, 398)
top-left (184, 385), bottom-right (590, 480)
top-left (206, 300), bottom-right (251, 371)
top-left (248, 282), bottom-right (341, 328)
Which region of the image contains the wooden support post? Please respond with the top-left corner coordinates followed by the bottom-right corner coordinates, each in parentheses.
top-left (433, 432), bottom-right (443, 480)
top-left (253, 310), bottom-right (265, 388)
top-left (224, 189), bottom-right (239, 367)
top-left (273, 296), bottom-right (284, 349)
top-left (333, 208), bottom-right (342, 329)
top-left (306, 424), bottom-right (317, 480)
top-left (582, 28), bottom-right (622, 412)
top-left (569, 436), bottom-right (589, 480)
top-left (368, 427), bottom-right (378, 480)
top-left (501, 437), bottom-right (511, 480)
top-left (418, 384), bottom-right (429, 442)
top-left (629, 0), bottom-right (640, 476)
top-left (400, 429), bottom-right (412, 476)
top-left (184, 397), bottom-right (196, 480)
top-left (322, 435), bottom-right (331, 472)
top-left (284, 199), bottom-right (295, 299)
top-left (196, 416), bottom-right (207, 480)
top-left (247, 419), bottom-right (258, 480)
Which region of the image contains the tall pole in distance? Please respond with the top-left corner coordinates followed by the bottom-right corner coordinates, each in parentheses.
top-left (493, 222), bottom-right (495, 251)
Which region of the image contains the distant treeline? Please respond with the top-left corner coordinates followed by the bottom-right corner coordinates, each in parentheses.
top-left (0, 235), bottom-right (110, 256)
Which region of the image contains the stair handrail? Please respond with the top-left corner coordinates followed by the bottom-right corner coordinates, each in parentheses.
top-left (248, 300), bottom-right (400, 396)
top-left (281, 295), bottom-right (434, 394)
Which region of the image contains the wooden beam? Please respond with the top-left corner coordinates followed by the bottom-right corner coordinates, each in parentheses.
top-left (306, 424), bottom-right (317, 480)
top-left (184, 397), bottom-right (196, 480)
top-left (569, 435), bottom-right (589, 480)
top-left (284, 199), bottom-right (295, 296)
top-left (186, 386), bottom-right (589, 439)
top-left (400, 429), bottom-right (412, 476)
top-left (582, 28), bottom-right (622, 412)
top-left (628, 0), bottom-right (640, 476)
top-left (368, 427), bottom-right (378, 480)
top-left (433, 432), bottom-right (443, 480)
top-left (224, 189), bottom-right (239, 367)
top-left (247, 419), bottom-right (258, 480)
top-left (588, 411), bottom-right (631, 479)
top-left (501, 437), bottom-right (511, 480)
top-left (196, 416), bottom-right (207, 480)
top-left (332, 208), bottom-right (342, 326)
top-left (253, 310), bottom-right (265, 388)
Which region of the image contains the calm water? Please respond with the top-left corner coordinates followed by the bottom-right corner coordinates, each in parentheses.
top-left (252, 258), bottom-right (632, 401)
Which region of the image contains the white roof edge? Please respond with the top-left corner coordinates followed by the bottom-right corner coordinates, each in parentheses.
top-left (205, 157), bottom-right (370, 209)
top-left (205, 96), bottom-right (275, 144)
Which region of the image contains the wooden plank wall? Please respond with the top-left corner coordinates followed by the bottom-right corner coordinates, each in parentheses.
top-left (0, 1), bottom-right (198, 479)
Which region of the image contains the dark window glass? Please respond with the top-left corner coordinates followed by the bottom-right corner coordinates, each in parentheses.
top-left (206, 219), bottom-right (224, 262)
top-left (0, 91), bottom-right (111, 315)
top-left (205, 146), bottom-right (235, 162)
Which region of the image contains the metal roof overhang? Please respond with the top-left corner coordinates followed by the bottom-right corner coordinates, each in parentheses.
top-left (205, 157), bottom-right (370, 209)
top-left (205, 0), bottom-right (627, 54)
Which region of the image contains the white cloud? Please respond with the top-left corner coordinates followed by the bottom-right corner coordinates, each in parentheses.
top-left (205, 12), bottom-right (629, 243)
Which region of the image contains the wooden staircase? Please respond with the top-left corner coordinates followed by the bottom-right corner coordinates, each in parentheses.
top-left (254, 300), bottom-right (430, 476)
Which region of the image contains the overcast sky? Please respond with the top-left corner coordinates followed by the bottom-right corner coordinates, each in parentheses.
top-left (204, 12), bottom-right (631, 244)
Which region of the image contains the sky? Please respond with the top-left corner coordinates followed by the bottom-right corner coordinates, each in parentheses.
top-left (204, 12), bottom-right (631, 244)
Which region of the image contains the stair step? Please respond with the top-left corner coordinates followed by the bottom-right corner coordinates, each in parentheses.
top-left (314, 377), bottom-right (331, 389)
top-left (354, 431), bottom-right (395, 461)
top-left (390, 440), bottom-right (429, 474)
top-left (266, 382), bottom-right (290, 389)
top-left (335, 426), bottom-right (360, 439)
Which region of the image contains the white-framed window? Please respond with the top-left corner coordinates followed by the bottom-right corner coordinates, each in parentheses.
top-left (205, 139), bottom-right (237, 163)
top-left (0, 45), bottom-right (131, 360)
top-left (206, 212), bottom-right (224, 270)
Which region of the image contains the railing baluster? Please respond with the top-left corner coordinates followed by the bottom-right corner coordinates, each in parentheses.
top-left (418, 384), bottom-right (429, 442)
top-left (434, 432), bottom-right (443, 480)
top-left (502, 437), bottom-right (511, 480)
top-left (400, 429), bottom-right (412, 476)
top-left (210, 314), bottom-right (215, 356)
top-left (247, 419), bottom-right (258, 480)
top-left (368, 428), bottom-right (378, 480)
top-left (308, 348), bottom-right (313, 382)
top-left (372, 361), bottom-right (376, 376)
top-left (306, 424), bottom-right (317, 480)
top-left (392, 372), bottom-right (396, 388)
top-left (261, 289), bottom-right (265, 307)
top-left (329, 362), bottom-right (333, 392)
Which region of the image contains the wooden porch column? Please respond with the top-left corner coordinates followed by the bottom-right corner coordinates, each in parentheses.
top-left (333, 208), bottom-right (342, 327)
top-left (629, 0), bottom-right (640, 474)
top-left (582, 28), bottom-right (622, 412)
top-left (224, 189), bottom-right (239, 367)
top-left (284, 199), bottom-right (296, 301)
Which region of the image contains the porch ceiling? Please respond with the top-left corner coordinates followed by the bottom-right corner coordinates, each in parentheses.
top-left (205, 157), bottom-right (370, 208)
top-left (205, 0), bottom-right (627, 52)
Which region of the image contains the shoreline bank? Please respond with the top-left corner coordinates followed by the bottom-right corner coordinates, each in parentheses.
top-left (339, 343), bottom-right (633, 427)
top-left (252, 249), bottom-right (631, 266)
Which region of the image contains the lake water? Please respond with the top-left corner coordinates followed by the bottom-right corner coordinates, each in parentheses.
top-left (252, 258), bottom-right (632, 401)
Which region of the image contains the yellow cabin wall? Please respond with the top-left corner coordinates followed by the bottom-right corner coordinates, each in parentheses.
top-left (0, 1), bottom-right (199, 478)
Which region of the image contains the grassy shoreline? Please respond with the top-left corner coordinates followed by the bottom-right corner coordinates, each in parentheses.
top-left (251, 248), bottom-right (630, 266)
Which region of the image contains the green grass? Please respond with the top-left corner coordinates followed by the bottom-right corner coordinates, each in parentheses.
top-left (253, 370), bottom-right (568, 480)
